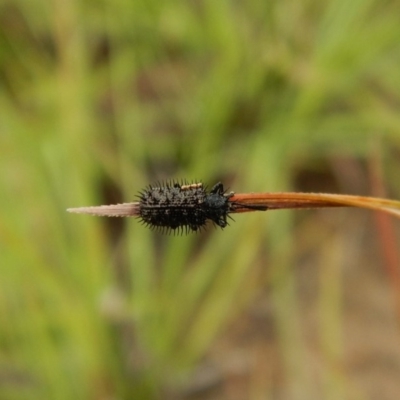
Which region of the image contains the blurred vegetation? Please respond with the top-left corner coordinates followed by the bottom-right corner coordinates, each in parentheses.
top-left (1, 0), bottom-right (400, 399)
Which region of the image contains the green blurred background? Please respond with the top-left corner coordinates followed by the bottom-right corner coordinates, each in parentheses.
top-left (1, 0), bottom-right (400, 399)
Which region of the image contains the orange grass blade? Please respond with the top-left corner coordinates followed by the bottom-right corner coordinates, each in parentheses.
top-left (67, 193), bottom-right (400, 220)
top-left (230, 192), bottom-right (400, 219)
